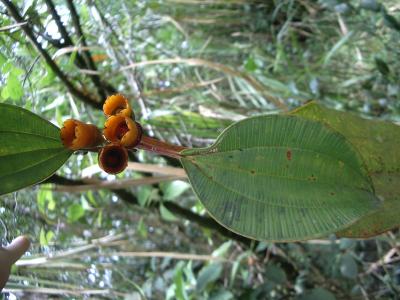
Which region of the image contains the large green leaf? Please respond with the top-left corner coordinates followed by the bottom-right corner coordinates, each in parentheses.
top-left (292, 102), bottom-right (400, 238)
top-left (180, 115), bottom-right (379, 241)
top-left (0, 103), bottom-right (72, 195)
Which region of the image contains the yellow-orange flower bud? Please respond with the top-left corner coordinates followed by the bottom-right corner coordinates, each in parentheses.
top-left (60, 119), bottom-right (103, 150)
top-left (98, 144), bottom-right (128, 174)
top-left (103, 115), bottom-right (142, 148)
top-left (103, 94), bottom-right (133, 118)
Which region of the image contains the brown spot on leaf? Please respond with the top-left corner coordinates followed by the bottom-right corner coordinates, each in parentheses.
top-left (250, 170), bottom-right (256, 175)
top-left (308, 174), bottom-right (317, 182)
top-left (286, 150), bottom-right (292, 161)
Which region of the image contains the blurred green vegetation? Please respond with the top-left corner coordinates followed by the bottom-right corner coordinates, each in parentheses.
top-left (1, 0), bottom-right (400, 299)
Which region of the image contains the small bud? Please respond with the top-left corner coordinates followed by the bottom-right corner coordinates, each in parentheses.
top-left (98, 144), bottom-right (128, 174)
top-left (103, 94), bottom-right (133, 118)
top-left (103, 115), bottom-right (142, 148)
top-left (60, 119), bottom-right (103, 150)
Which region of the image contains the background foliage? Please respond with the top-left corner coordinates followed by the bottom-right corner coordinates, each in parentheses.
top-left (1, 0), bottom-right (400, 299)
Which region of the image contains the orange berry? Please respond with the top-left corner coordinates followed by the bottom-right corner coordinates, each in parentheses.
top-left (60, 119), bottom-right (103, 150)
top-left (103, 115), bottom-right (142, 148)
top-left (98, 144), bottom-right (128, 174)
top-left (103, 94), bottom-right (133, 118)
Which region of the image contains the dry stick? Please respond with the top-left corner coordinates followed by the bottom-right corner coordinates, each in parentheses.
top-left (53, 175), bottom-right (183, 193)
top-left (0, 21), bottom-right (27, 31)
top-left (74, 251), bottom-right (226, 261)
top-left (3, 288), bottom-right (125, 297)
top-left (120, 58), bottom-right (288, 110)
top-left (1, 0), bottom-right (102, 110)
top-left (17, 252), bottom-right (225, 267)
top-left (142, 77), bottom-right (225, 97)
top-left (81, 162), bottom-right (187, 178)
top-left (127, 162), bottom-right (187, 177)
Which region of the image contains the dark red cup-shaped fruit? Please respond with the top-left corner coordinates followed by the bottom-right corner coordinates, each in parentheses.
top-left (98, 144), bottom-right (128, 174)
top-left (60, 119), bottom-right (103, 150)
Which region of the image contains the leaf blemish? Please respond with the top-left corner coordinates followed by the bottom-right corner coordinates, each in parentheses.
top-left (250, 170), bottom-right (256, 175)
top-left (286, 150), bottom-right (292, 161)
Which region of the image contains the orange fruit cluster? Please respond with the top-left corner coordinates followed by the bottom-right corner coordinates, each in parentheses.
top-left (60, 94), bottom-right (142, 174)
top-left (60, 119), bottom-right (102, 151)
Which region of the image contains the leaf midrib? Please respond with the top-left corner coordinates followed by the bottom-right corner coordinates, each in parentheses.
top-left (187, 144), bottom-right (368, 183)
top-left (0, 150), bottom-right (70, 180)
top-left (186, 160), bottom-right (374, 210)
top-left (0, 147), bottom-right (66, 158)
top-left (0, 130), bottom-right (59, 142)
top-left (194, 154), bottom-right (370, 192)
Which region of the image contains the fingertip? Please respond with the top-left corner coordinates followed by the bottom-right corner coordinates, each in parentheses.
top-left (5, 235), bottom-right (31, 263)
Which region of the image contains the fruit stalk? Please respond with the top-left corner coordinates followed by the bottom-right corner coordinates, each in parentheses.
top-left (137, 136), bottom-right (188, 159)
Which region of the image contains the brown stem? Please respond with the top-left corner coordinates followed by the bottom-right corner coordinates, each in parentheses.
top-left (137, 136), bottom-right (188, 160)
top-left (65, 0), bottom-right (115, 98)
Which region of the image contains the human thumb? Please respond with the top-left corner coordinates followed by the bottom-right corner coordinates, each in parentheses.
top-left (4, 236), bottom-right (31, 265)
top-left (0, 236), bottom-right (30, 291)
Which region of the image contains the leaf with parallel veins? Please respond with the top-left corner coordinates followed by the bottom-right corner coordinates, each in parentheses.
top-left (292, 102), bottom-right (400, 238)
top-left (181, 114), bottom-right (379, 241)
top-left (0, 103), bottom-right (72, 195)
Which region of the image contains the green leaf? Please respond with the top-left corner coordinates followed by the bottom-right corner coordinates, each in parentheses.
top-left (0, 103), bottom-right (72, 195)
top-left (0, 53), bottom-right (6, 69)
top-left (298, 287), bottom-right (336, 300)
top-left (211, 241), bottom-right (232, 258)
top-left (46, 230), bottom-right (55, 244)
top-left (265, 264), bottom-right (287, 284)
top-left (383, 12), bottom-right (400, 32)
top-left (39, 228), bottom-right (47, 246)
top-left (210, 290), bottom-right (234, 300)
top-left (37, 186), bottom-right (56, 214)
top-left (160, 204), bottom-right (179, 222)
top-left (292, 102), bottom-right (400, 238)
top-left (40, 65), bottom-right (56, 87)
top-left (5, 73), bottom-right (23, 102)
top-left (67, 203), bottom-right (85, 223)
top-left (181, 114), bottom-right (378, 241)
top-left (96, 209), bottom-right (103, 227)
top-left (137, 217), bottom-right (148, 238)
top-left (339, 238), bottom-right (356, 250)
top-left (137, 186), bottom-right (155, 207)
top-left (161, 180), bottom-right (190, 201)
top-left (39, 228), bottom-right (54, 246)
top-left (196, 263), bottom-right (223, 291)
top-left (375, 57), bottom-right (390, 77)
top-left (340, 253), bottom-right (358, 279)
top-left (244, 56), bottom-right (257, 72)
top-left (1, 86), bottom-right (10, 100)
top-left (174, 266), bottom-right (188, 300)
top-left (360, 0), bottom-right (381, 11)
top-left (323, 31), bottom-right (353, 66)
